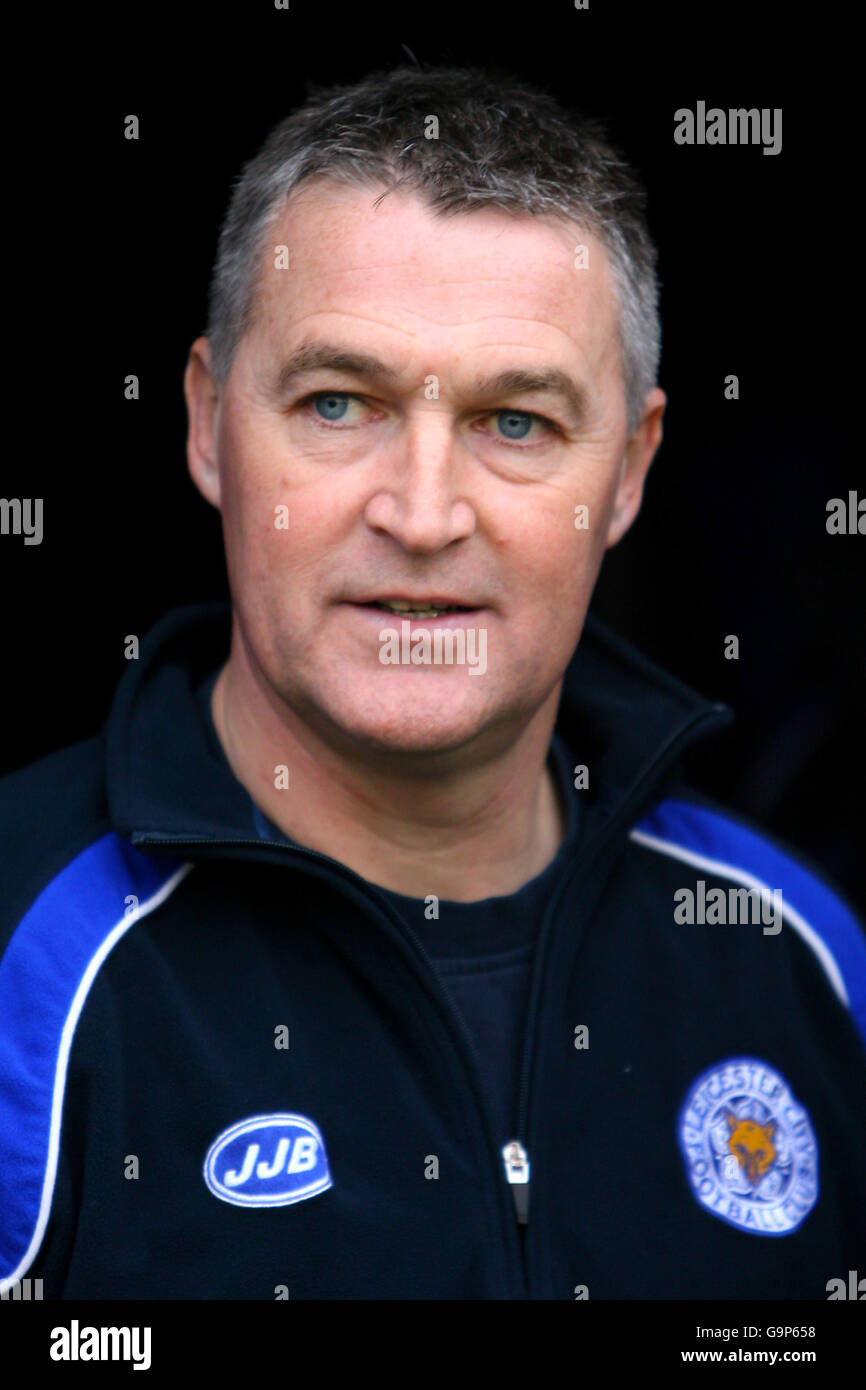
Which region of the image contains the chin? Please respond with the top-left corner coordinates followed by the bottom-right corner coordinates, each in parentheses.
top-left (307, 674), bottom-right (496, 759)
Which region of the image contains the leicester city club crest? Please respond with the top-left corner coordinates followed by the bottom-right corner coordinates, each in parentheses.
top-left (678, 1057), bottom-right (818, 1235)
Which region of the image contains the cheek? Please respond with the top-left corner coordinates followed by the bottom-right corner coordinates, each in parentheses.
top-left (217, 418), bottom-right (300, 575)
top-left (512, 490), bottom-right (611, 610)
top-left (219, 410), bottom-right (270, 524)
top-left (221, 464), bottom-right (353, 627)
top-left (498, 474), bottom-right (615, 664)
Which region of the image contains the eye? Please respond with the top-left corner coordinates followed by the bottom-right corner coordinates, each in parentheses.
top-left (315, 393), bottom-right (349, 421)
top-left (295, 391), bottom-right (376, 427)
top-left (306, 391), bottom-right (370, 424)
top-left (485, 409), bottom-right (558, 446)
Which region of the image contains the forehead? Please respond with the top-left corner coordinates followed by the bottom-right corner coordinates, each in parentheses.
top-left (246, 179), bottom-right (620, 375)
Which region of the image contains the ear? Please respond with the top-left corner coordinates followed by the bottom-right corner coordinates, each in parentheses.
top-left (605, 386), bottom-right (666, 549)
top-left (724, 1111), bottom-right (739, 1135)
top-left (184, 336), bottom-right (223, 510)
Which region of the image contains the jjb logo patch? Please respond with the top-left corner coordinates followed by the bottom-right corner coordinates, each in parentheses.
top-left (204, 1113), bottom-right (332, 1208)
top-left (678, 1058), bottom-right (818, 1235)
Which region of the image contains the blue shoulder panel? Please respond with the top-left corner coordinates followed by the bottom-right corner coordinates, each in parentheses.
top-left (632, 799), bottom-right (866, 1051)
top-left (0, 833), bottom-right (190, 1290)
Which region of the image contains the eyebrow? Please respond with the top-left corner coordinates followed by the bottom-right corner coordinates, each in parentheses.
top-left (471, 367), bottom-right (589, 429)
top-left (271, 342), bottom-right (589, 427)
top-left (272, 344), bottom-right (400, 397)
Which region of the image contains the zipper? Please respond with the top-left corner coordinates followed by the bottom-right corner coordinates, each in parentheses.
top-left (503, 700), bottom-right (732, 1277)
top-left (502, 1140), bottom-right (530, 1223)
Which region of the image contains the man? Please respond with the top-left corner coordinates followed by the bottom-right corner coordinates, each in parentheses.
top-left (1, 66), bottom-right (864, 1301)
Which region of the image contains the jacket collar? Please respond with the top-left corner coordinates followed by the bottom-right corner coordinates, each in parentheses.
top-left (106, 602), bottom-right (732, 853)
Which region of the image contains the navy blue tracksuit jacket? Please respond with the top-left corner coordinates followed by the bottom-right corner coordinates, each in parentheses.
top-left (1, 603), bottom-right (864, 1299)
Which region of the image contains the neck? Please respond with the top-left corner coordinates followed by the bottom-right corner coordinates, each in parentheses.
top-left (210, 640), bottom-right (568, 903)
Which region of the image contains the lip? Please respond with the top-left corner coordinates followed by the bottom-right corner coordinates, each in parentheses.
top-left (342, 602), bottom-right (488, 626)
top-left (348, 595), bottom-right (483, 610)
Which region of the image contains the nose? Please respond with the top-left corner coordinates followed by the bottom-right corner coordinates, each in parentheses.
top-left (363, 413), bottom-right (477, 554)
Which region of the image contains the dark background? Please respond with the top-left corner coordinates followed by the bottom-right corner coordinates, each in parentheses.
top-left (3, 3), bottom-right (862, 910)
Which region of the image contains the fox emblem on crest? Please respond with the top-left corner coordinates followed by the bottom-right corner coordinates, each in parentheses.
top-left (725, 1112), bottom-right (777, 1186)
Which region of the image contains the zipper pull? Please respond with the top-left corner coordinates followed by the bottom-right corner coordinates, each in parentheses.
top-left (502, 1140), bottom-right (530, 1224)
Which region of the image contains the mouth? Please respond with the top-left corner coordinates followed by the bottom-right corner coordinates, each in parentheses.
top-left (352, 598), bottom-right (481, 620)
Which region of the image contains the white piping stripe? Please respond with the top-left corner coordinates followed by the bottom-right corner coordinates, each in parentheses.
top-left (629, 828), bottom-right (849, 1008)
top-left (0, 860), bottom-right (195, 1295)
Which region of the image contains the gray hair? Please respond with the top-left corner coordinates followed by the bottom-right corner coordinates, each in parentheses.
top-left (206, 64), bottom-right (661, 436)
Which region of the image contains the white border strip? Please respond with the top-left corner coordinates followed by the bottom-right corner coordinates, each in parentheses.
top-left (0, 861), bottom-right (194, 1295)
top-left (629, 828), bottom-right (849, 1008)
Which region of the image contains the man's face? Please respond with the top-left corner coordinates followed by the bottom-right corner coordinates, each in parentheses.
top-left (186, 181), bottom-right (663, 763)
